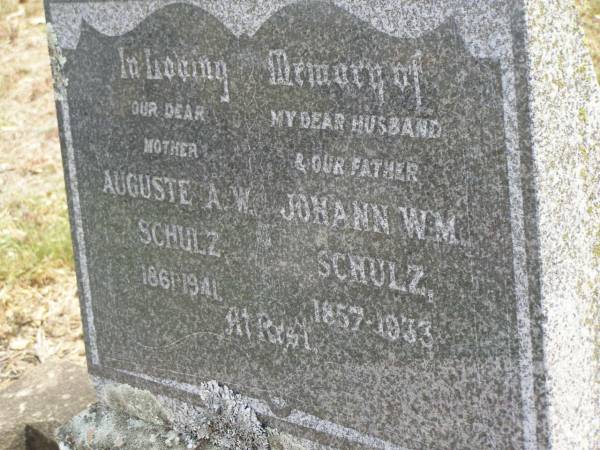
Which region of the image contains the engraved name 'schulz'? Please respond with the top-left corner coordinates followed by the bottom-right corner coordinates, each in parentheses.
top-left (317, 251), bottom-right (434, 302)
top-left (118, 47), bottom-right (230, 102)
top-left (268, 49), bottom-right (423, 105)
top-left (138, 219), bottom-right (220, 257)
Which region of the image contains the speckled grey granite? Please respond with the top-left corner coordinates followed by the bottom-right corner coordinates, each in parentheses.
top-left (523, 1), bottom-right (599, 449)
top-left (44, 0), bottom-right (598, 449)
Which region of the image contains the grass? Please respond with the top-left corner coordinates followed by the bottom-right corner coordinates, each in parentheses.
top-left (0, 0), bottom-right (71, 291)
top-left (0, 188), bottom-right (82, 386)
top-left (0, 185), bottom-right (82, 386)
top-left (0, 190), bottom-right (73, 288)
top-left (0, 0), bottom-right (83, 386)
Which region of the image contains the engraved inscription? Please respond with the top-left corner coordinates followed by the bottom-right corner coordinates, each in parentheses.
top-left (268, 49), bottom-right (424, 106)
top-left (63, 3), bottom-right (520, 448)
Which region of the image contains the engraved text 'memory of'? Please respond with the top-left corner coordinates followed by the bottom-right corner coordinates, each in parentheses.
top-left (268, 49), bottom-right (424, 106)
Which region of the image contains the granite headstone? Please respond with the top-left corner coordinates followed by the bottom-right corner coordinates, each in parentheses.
top-left (44, 1), bottom-right (599, 449)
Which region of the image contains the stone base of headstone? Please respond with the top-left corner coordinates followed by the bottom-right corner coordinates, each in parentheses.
top-left (55, 380), bottom-right (322, 450)
top-left (57, 403), bottom-right (205, 450)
